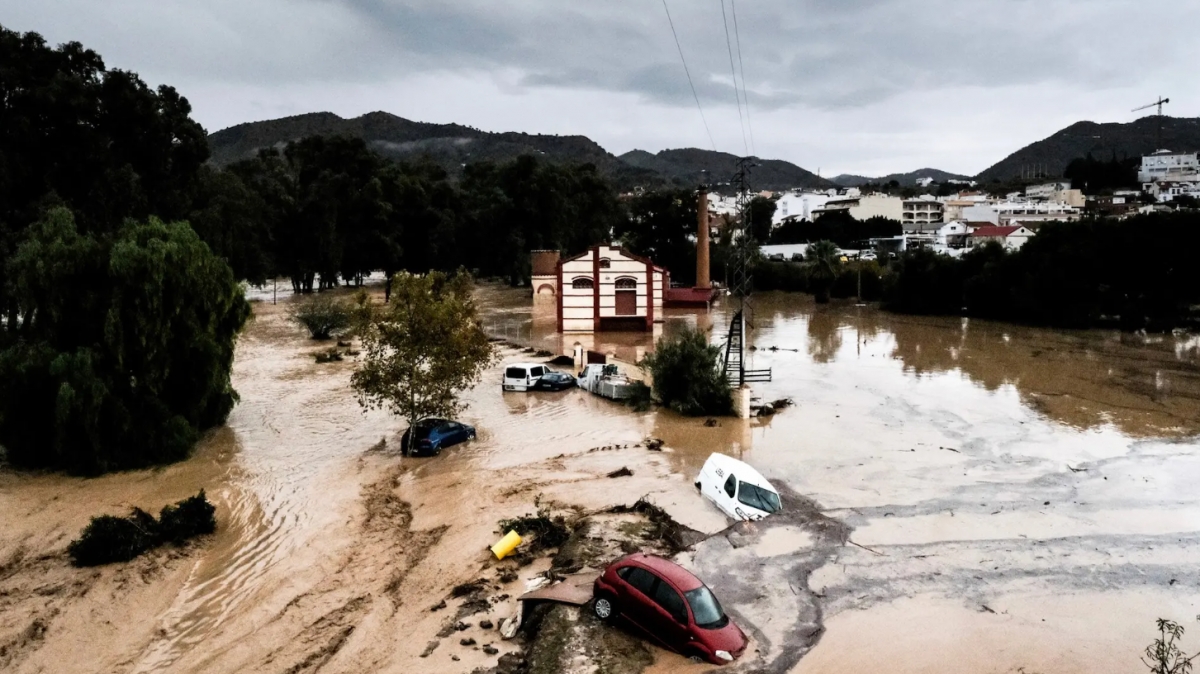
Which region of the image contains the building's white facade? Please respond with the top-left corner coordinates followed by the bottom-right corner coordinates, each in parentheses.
top-left (1145, 178), bottom-right (1200, 202)
top-left (849, 194), bottom-right (905, 221)
top-left (773, 191), bottom-right (835, 225)
top-left (994, 200), bottom-right (1081, 225)
top-left (1139, 151), bottom-right (1200, 183)
top-left (936, 221), bottom-right (971, 248)
top-left (557, 245), bottom-right (667, 333)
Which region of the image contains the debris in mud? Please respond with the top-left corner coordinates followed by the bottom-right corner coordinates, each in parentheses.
top-left (644, 438), bottom-right (664, 451)
top-left (430, 600), bottom-right (447, 612)
top-left (606, 467), bottom-right (633, 478)
top-left (534, 349), bottom-right (555, 357)
top-left (314, 347), bottom-right (344, 363)
top-left (756, 404), bottom-right (776, 417)
top-left (480, 619), bottom-right (495, 630)
top-left (605, 499), bottom-right (704, 553)
top-left (547, 355), bottom-right (574, 367)
top-left (483, 644), bottom-right (500, 655)
top-left (497, 568), bottom-right (519, 583)
top-left (770, 398), bottom-right (794, 409)
top-left (337, 340), bottom-right (352, 347)
top-left (497, 509), bottom-right (571, 556)
top-left (452, 579), bottom-right (490, 597)
top-left (460, 637), bottom-right (477, 646)
top-left (704, 418), bottom-right (720, 427)
top-left (456, 621), bottom-right (472, 631)
top-left (420, 641), bottom-right (440, 657)
top-left (68, 491), bottom-right (217, 567)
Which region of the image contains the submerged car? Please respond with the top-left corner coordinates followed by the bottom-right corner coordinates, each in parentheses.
top-left (400, 418), bottom-right (476, 456)
top-left (503, 362), bottom-right (549, 392)
top-left (531, 370), bottom-right (576, 391)
top-left (695, 453), bottom-right (782, 521)
top-left (592, 553), bottom-right (747, 665)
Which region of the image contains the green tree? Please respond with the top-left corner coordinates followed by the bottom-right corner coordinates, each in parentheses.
top-left (805, 240), bottom-right (841, 303)
top-left (618, 188), bottom-right (698, 286)
top-left (747, 196), bottom-right (777, 243)
top-left (351, 271), bottom-right (494, 453)
top-left (643, 327), bottom-right (733, 416)
top-left (0, 208), bottom-right (250, 474)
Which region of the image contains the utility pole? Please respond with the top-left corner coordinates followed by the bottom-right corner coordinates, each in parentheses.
top-left (1133, 96), bottom-right (1171, 151)
top-left (721, 157), bottom-right (770, 406)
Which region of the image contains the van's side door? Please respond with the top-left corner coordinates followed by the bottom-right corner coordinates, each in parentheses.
top-left (719, 473), bottom-right (740, 519)
top-left (528, 365), bottom-right (545, 387)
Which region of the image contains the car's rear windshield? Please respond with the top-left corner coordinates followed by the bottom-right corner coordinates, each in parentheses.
top-left (505, 367), bottom-right (527, 379)
top-left (737, 482), bottom-right (781, 513)
top-left (684, 587), bottom-right (728, 629)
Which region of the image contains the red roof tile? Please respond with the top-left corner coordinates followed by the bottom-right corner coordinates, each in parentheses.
top-left (971, 226), bottom-right (1023, 238)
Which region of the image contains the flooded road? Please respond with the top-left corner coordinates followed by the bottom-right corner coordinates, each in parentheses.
top-left (1, 282), bottom-right (1198, 674)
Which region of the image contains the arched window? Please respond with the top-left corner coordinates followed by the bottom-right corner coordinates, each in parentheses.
top-left (614, 277), bottom-right (638, 289)
top-left (598, 258), bottom-right (612, 268)
top-left (571, 277), bottom-right (594, 290)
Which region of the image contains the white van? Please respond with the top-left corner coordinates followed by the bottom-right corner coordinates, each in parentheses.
top-left (503, 362), bottom-right (548, 392)
top-left (694, 453), bottom-right (782, 521)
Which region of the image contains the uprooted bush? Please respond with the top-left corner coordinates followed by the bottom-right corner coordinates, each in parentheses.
top-left (497, 507), bottom-right (572, 555)
top-left (289, 294), bottom-right (353, 340)
top-left (68, 490), bottom-right (217, 567)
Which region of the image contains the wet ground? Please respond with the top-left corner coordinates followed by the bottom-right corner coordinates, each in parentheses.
top-left (1, 282), bottom-right (1198, 673)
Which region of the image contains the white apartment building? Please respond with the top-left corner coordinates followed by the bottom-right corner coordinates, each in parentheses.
top-left (902, 196), bottom-right (944, 231)
top-left (773, 191), bottom-right (836, 225)
top-left (994, 200), bottom-right (1081, 225)
top-left (1145, 178), bottom-right (1200, 202)
top-left (1025, 182), bottom-right (1071, 200)
top-left (1139, 150), bottom-right (1200, 183)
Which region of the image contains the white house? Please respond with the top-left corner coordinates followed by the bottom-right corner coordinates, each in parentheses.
top-left (849, 194), bottom-right (904, 221)
top-left (773, 191), bottom-right (835, 225)
top-left (936, 221), bottom-right (971, 248)
top-left (556, 244), bottom-right (667, 333)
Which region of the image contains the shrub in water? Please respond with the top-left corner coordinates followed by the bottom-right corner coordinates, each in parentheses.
top-left (158, 490), bottom-right (217, 544)
top-left (68, 509), bottom-right (159, 567)
top-left (290, 294), bottom-right (353, 340)
top-left (642, 327), bottom-right (733, 416)
top-left (67, 491), bottom-right (216, 567)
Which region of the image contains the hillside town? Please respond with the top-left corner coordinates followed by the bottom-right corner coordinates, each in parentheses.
top-left (700, 149), bottom-right (1199, 259)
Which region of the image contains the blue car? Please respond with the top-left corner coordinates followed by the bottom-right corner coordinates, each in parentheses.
top-left (401, 418), bottom-right (476, 457)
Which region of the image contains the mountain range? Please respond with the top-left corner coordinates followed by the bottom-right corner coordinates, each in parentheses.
top-left (208, 111), bottom-right (1200, 192)
top-left (830, 168), bottom-right (972, 187)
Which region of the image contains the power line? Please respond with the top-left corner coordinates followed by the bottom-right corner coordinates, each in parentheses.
top-left (730, 0), bottom-right (756, 156)
top-left (661, 0), bottom-right (717, 152)
top-left (720, 0), bottom-right (749, 155)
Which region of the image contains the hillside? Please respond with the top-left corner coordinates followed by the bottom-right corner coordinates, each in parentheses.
top-left (975, 116), bottom-right (1200, 183)
top-left (831, 168), bottom-right (971, 187)
top-left (208, 111), bottom-right (662, 187)
top-left (619, 148), bottom-right (835, 191)
top-left (208, 112), bottom-right (832, 191)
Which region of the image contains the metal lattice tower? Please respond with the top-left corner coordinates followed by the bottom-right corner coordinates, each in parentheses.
top-left (722, 157), bottom-right (771, 385)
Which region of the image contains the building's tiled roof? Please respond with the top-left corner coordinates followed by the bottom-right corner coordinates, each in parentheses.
top-left (971, 226), bottom-right (1022, 238)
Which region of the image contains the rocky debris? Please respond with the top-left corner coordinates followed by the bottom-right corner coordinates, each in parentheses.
top-left (460, 637), bottom-right (477, 647)
top-left (497, 568), bottom-right (519, 584)
top-left (483, 644), bottom-right (500, 655)
top-left (452, 579), bottom-right (489, 597)
top-left (644, 438), bottom-right (664, 451)
top-left (455, 621), bottom-right (471, 631)
top-left (606, 467), bottom-right (633, 478)
top-left (547, 355), bottom-right (575, 366)
top-left (419, 641), bottom-right (439, 657)
top-left (704, 418), bottom-right (720, 427)
top-left (480, 619), bottom-right (494, 630)
top-left (429, 600), bottom-right (447, 612)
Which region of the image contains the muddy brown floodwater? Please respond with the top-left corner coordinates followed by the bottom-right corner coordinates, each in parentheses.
top-left (2, 282), bottom-right (1199, 674)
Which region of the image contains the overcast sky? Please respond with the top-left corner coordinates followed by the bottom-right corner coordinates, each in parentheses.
top-left (3, 0), bottom-right (1196, 176)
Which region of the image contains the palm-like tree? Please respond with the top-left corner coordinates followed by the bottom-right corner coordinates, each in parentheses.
top-left (805, 240), bottom-right (841, 303)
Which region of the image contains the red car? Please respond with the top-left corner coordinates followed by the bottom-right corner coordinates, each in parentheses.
top-left (592, 553), bottom-right (747, 664)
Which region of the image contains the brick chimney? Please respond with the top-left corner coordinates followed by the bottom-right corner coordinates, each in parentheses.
top-left (696, 187), bottom-right (710, 288)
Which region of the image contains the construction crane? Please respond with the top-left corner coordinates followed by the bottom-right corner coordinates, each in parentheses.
top-left (1133, 96), bottom-right (1171, 151)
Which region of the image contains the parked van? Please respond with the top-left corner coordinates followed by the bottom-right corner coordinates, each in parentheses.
top-left (694, 453), bottom-right (782, 521)
top-left (503, 362), bottom-right (548, 392)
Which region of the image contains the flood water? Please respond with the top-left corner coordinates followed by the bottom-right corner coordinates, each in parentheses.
top-left (2, 282), bottom-right (1198, 674)
top-left (480, 284), bottom-right (1200, 673)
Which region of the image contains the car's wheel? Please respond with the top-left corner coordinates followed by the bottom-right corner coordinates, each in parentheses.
top-left (592, 594), bottom-right (615, 622)
top-left (685, 650), bottom-right (708, 664)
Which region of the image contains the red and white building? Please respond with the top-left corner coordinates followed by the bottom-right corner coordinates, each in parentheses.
top-left (542, 245), bottom-right (668, 333)
top-left (969, 225), bottom-right (1034, 250)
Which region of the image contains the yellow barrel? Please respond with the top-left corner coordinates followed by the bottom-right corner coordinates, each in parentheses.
top-left (491, 530), bottom-right (523, 560)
